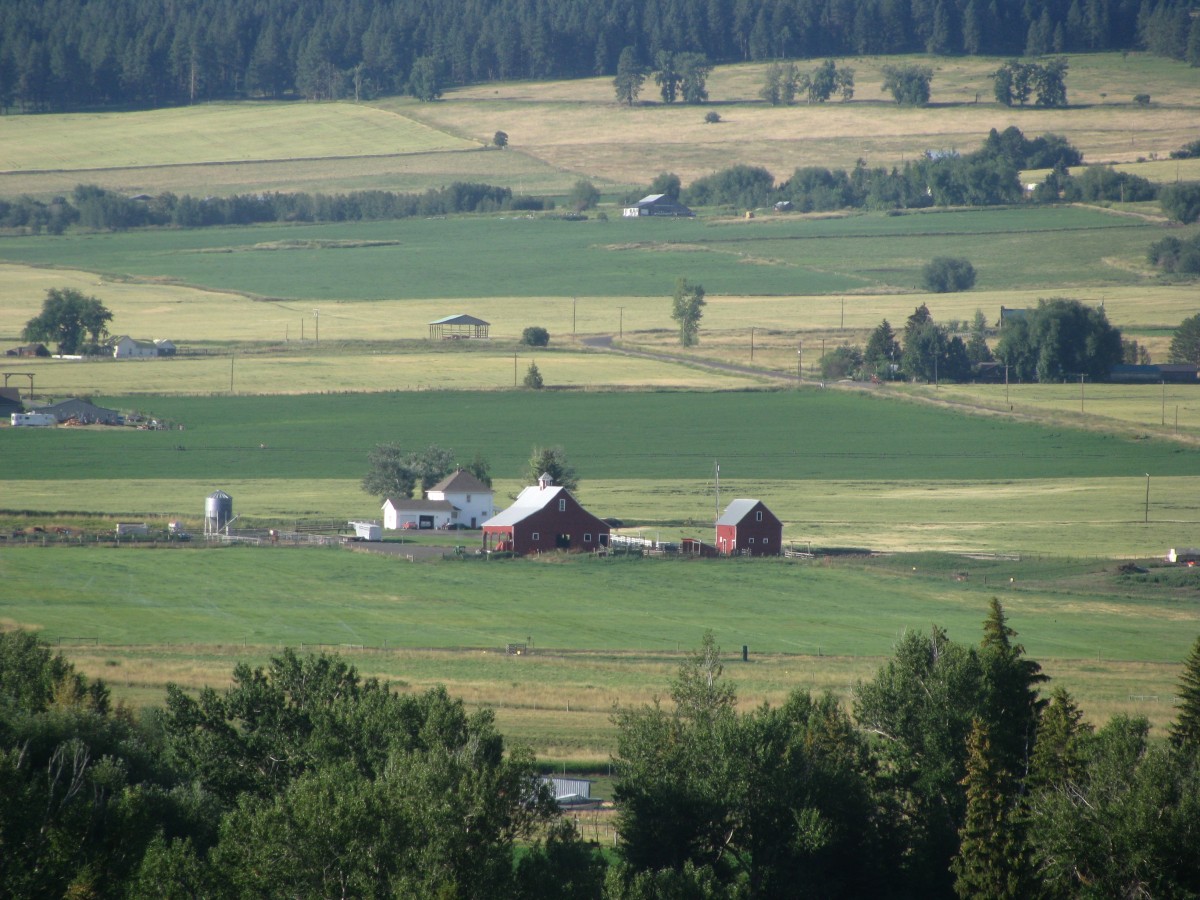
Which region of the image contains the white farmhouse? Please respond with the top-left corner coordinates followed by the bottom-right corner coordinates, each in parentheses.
top-left (426, 469), bottom-right (494, 529)
top-left (382, 468), bottom-right (495, 531)
top-left (109, 336), bottom-right (159, 358)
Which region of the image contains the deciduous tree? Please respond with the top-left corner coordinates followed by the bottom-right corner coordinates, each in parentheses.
top-left (671, 277), bottom-right (706, 347)
top-left (22, 287), bottom-right (113, 355)
top-left (613, 47), bottom-right (644, 106)
top-left (1170, 314), bottom-right (1200, 364)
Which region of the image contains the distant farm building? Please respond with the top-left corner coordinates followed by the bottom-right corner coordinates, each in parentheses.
top-left (30, 398), bottom-right (122, 425)
top-left (106, 336), bottom-right (175, 358)
top-left (999, 307), bottom-right (1029, 329)
top-left (1110, 364), bottom-right (1200, 384)
top-left (482, 473), bottom-right (610, 555)
top-left (622, 194), bottom-right (695, 218)
top-left (716, 499), bottom-right (783, 557)
top-left (0, 387), bottom-right (24, 418)
top-left (428, 314), bottom-right (490, 341)
top-left (1168, 547), bottom-right (1200, 564)
top-left (5, 342), bottom-right (49, 358)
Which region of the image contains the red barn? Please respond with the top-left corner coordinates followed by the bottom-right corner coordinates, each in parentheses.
top-left (716, 499), bottom-right (782, 557)
top-left (482, 474), bottom-right (610, 556)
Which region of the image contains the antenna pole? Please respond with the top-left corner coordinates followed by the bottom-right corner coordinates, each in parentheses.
top-left (715, 462), bottom-right (720, 523)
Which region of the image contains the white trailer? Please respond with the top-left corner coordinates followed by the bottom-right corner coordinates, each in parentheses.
top-left (115, 523), bottom-right (149, 536)
top-left (350, 521), bottom-right (382, 541)
top-left (10, 412), bottom-right (56, 427)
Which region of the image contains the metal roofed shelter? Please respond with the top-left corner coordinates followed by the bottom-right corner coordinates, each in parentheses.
top-left (429, 314), bottom-right (490, 341)
top-left (622, 194), bottom-right (695, 217)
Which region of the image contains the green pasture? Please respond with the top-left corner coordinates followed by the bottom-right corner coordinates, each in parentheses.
top-left (2, 546), bottom-right (1196, 755)
top-left (0, 206), bottom-right (1171, 305)
top-left (4, 390), bottom-right (1196, 483)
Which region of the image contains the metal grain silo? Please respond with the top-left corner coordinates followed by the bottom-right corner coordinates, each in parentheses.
top-left (205, 490), bottom-right (233, 534)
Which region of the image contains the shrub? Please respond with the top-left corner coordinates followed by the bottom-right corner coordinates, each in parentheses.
top-left (521, 326), bottom-right (550, 347)
top-left (1133, 94), bottom-right (1151, 106)
top-left (1159, 182), bottom-right (1200, 224)
top-left (704, 111), bottom-right (721, 124)
top-left (921, 257), bottom-right (977, 293)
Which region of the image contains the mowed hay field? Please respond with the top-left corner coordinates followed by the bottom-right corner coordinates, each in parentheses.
top-left (2, 547), bottom-right (1196, 756)
top-left (1, 53), bottom-right (1197, 202)
top-left (401, 52), bottom-right (1200, 185)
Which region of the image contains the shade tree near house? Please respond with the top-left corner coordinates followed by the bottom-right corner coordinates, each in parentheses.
top-left (361, 442), bottom-right (458, 500)
top-left (22, 288), bottom-right (113, 355)
top-left (994, 297), bottom-right (1123, 383)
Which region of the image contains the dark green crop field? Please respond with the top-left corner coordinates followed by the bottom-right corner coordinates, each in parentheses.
top-left (2, 389), bottom-right (1194, 482)
top-left (0, 205), bottom-right (1154, 300)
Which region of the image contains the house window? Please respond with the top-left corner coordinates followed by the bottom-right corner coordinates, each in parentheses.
top-left (559, 499), bottom-right (566, 512)
top-left (466, 494), bottom-right (471, 502)
top-left (531, 532), bottom-right (540, 541)
top-left (584, 533), bottom-right (592, 542)
top-left (756, 510), bottom-right (763, 522)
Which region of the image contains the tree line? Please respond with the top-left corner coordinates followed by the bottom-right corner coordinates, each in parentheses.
top-left (0, 182), bottom-right (550, 234)
top-left (0, 0), bottom-right (1173, 112)
top-left (4, 609), bottom-right (1199, 897)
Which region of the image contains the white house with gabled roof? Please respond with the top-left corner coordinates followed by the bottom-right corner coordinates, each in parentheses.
top-left (426, 468), bottom-right (494, 529)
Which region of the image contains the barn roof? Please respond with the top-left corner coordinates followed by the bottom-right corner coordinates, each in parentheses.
top-left (429, 314), bottom-right (490, 326)
top-left (429, 469), bottom-right (492, 494)
top-left (717, 498), bottom-right (766, 526)
top-left (482, 484), bottom-right (566, 528)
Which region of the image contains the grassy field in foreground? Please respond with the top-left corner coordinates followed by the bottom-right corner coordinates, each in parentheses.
top-left (3, 547), bottom-right (1195, 756)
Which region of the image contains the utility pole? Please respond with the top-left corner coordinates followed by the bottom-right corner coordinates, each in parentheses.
top-left (1144, 473), bottom-right (1151, 523)
top-left (572, 297), bottom-right (577, 334)
top-left (513, 354), bottom-right (518, 387)
top-left (618, 306), bottom-right (624, 339)
top-left (750, 327), bottom-right (755, 361)
top-left (314, 309), bottom-right (319, 344)
top-left (230, 354), bottom-right (235, 394)
top-left (1080, 374), bottom-right (1085, 413)
top-left (1162, 380), bottom-right (1166, 426)
top-left (797, 342), bottom-right (802, 382)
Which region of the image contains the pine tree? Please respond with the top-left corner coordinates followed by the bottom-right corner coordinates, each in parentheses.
top-left (979, 598), bottom-right (1048, 782)
top-left (1028, 686), bottom-right (1091, 790)
top-left (1169, 634), bottom-right (1200, 753)
top-left (952, 717), bottom-right (1032, 898)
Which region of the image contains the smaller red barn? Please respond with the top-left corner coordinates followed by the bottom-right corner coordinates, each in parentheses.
top-left (482, 473), bottom-right (610, 555)
top-left (716, 499), bottom-right (782, 557)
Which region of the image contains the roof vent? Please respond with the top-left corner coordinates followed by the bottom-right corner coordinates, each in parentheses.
top-left (538, 472), bottom-right (554, 490)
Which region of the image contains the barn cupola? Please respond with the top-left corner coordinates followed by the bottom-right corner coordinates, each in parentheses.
top-left (538, 472), bottom-right (554, 490)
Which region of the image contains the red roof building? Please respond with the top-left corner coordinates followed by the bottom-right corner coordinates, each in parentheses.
top-left (715, 499), bottom-right (782, 557)
top-left (482, 474), bottom-right (610, 555)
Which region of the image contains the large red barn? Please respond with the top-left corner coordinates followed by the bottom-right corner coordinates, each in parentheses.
top-left (482, 474), bottom-right (609, 556)
top-left (716, 499), bottom-right (782, 557)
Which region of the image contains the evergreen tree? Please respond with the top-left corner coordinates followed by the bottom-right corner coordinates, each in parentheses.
top-left (527, 445), bottom-right (577, 490)
top-left (1170, 634), bottom-right (1200, 753)
top-left (865, 318), bottom-right (901, 375)
top-left (1169, 314), bottom-right (1200, 364)
top-left (1027, 686), bottom-right (1091, 791)
top-left (952, 718), bottom-right (1032, 899)
top-left (966, 309), bottom-right (993, 365)
top-left (613, 47), bottom-right (645, 106)
top-left (978, 598), bottom-right (1047, 783)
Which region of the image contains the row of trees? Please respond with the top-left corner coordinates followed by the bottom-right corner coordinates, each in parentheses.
top-left (992, 58), bottom-right (1069, 107)
top-left (7, 608), bottom-right (1198, 897)
top-left (613, 49), bottom-right (712, 106)
top-left (612, 612), bottom-right (1200, 898)
top-left (0, 0), bottom-right (1164, 112)
top-left (829, 298), bottom-right (1124, 384)
top-left (9, 182), bottom-right (551, 235)
top-left (361, 443), bottom-right (578, 499)
top-left (664, 128), bottom-right (1080, 212)
top-left (759, 59), bottom-right (854, 105)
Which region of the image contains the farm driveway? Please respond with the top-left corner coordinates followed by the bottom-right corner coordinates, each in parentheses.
top-left (580, 335), bottom-right (796, 383)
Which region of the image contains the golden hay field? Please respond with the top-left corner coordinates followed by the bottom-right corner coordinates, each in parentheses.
top-left (403, 53), bottom-right (1200, 186)
top-left (0, 53), bottom-right (1194, 201)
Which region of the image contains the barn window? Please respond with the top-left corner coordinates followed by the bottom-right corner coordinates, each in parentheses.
top-left (749, 537), bottom-right (755, 544)
top-left (584, 533), bottom-right (592, 542)
top-left (763, 537), bottom-right (769, 544)
top-left (559, 499), bottom-right (566, 512)
top-left (531, 532), bottom-right (540, 541)
top-left (756, 510), bottom-right (763, 522)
